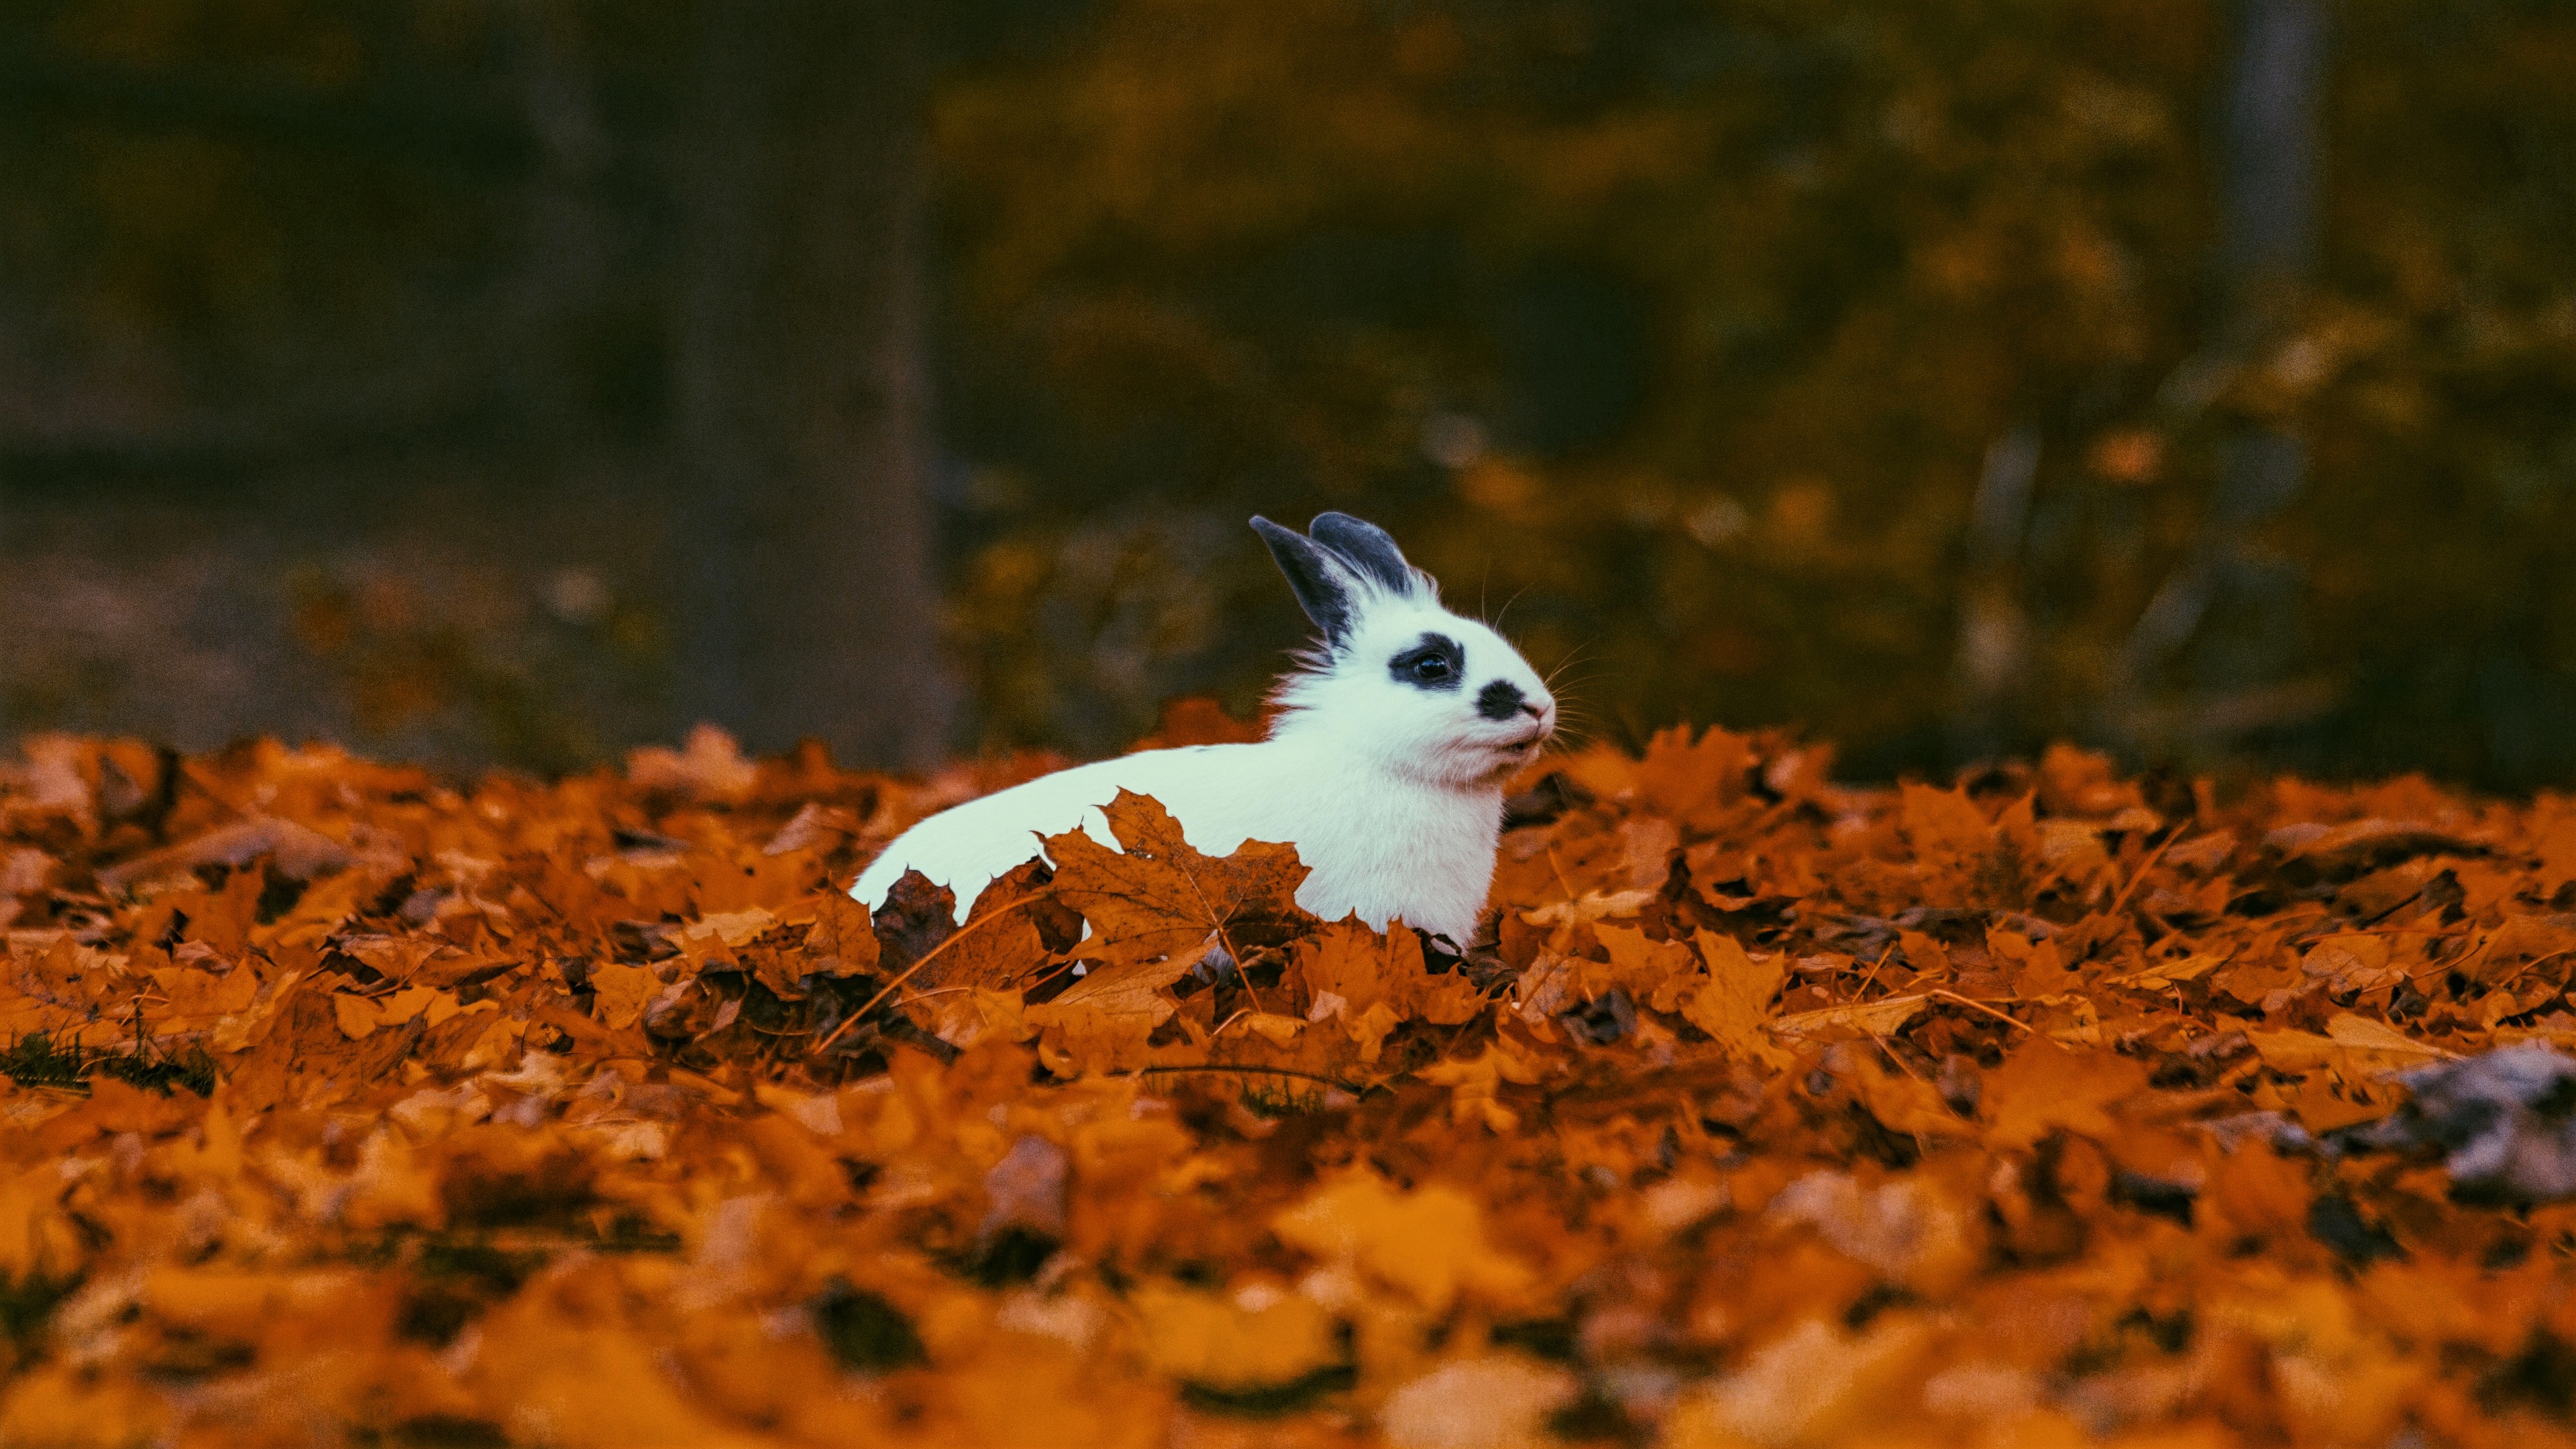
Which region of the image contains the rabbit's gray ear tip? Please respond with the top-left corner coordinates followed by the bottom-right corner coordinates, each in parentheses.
top-left (1249, 515), bottom-right (1292, 537)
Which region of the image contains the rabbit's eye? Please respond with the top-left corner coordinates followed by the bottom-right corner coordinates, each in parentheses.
top-left (1389, 633), bottom-right (1466, 692)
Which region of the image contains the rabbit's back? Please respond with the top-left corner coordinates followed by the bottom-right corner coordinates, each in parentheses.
top-left (851, 743), bottom-right (1280, 921)
top-left (850, 735), bottom-right (1502, 944)
top-left (851, 511), bottom-right (1546, 947)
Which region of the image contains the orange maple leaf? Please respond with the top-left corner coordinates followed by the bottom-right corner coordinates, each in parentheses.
top-left (1042, 790), bottom-right (1312, 971)
top-left (1292, 920), bottom-right (1483, 1062)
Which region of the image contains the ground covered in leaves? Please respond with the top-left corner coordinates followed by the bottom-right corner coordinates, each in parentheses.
top-left (7, 715), bottom-right (2576, 1448)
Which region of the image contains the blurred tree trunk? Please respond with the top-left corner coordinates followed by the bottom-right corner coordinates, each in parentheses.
top-left (2108, 0), bottom-right (2329, 747)
top-left (670, 0), bottom-right (957, 768)
top-left (502, 0), bottom-right (606, 446)
top-left (1950, 426), bottom-right (2041, 763)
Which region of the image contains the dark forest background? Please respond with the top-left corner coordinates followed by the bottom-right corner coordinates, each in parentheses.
top-left (3, 0), bottom-right (2572, 789)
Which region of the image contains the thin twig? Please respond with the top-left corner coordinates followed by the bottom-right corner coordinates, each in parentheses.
top-left (1852, 945), bottom-right (1892, 999)
top-left (1926, 989), bottom-right (2035, 1034)
top-left (2102, 826), bottom-right (2185, 922)
top-left (1134, 1063), bottom-right (1368, 1093)
top-left (1863, 1031), bottom-right (1939, 1155)
top-left (2489, 947), bottom-right (2575, 992)
top-left (1867, 1028), bottom-right (1929, 1083)
top-left (1543, 846), bottom-right (1580, 906)
top-left (817, 889), bottom-right (1053, 1051)
top-left (2414, 932), bottom-right (2496, 986)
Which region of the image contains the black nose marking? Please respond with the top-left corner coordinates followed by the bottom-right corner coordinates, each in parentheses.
top-left (1476, 680), bottom-right (1526, 721)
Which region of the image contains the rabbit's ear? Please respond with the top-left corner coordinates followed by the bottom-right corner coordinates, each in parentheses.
top-left (1252, 516), bottom-right (1360, 643)
top-left (1307, 513), bottom-right (1416, 596)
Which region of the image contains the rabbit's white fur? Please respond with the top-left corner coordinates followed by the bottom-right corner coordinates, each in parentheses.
top-left (849, 513), bottom-right (1555, 946)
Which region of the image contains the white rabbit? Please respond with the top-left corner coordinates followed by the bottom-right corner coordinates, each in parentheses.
top-left (850, 512), bottom-right (1556, 947)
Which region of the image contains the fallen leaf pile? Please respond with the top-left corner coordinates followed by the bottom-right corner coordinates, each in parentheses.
top-left (8, 719), bottom-right (2576, 1447)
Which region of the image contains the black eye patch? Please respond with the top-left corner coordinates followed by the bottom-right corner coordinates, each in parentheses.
top-left (1388, 632), bottom-right (1464, 692)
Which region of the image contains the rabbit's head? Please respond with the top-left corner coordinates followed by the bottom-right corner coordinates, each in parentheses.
top-left (1251, 512), bottom-right (1556, 788)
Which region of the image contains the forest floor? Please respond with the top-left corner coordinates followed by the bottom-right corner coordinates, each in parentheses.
top-left (4, 715), bottom-right (2575, 1448)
